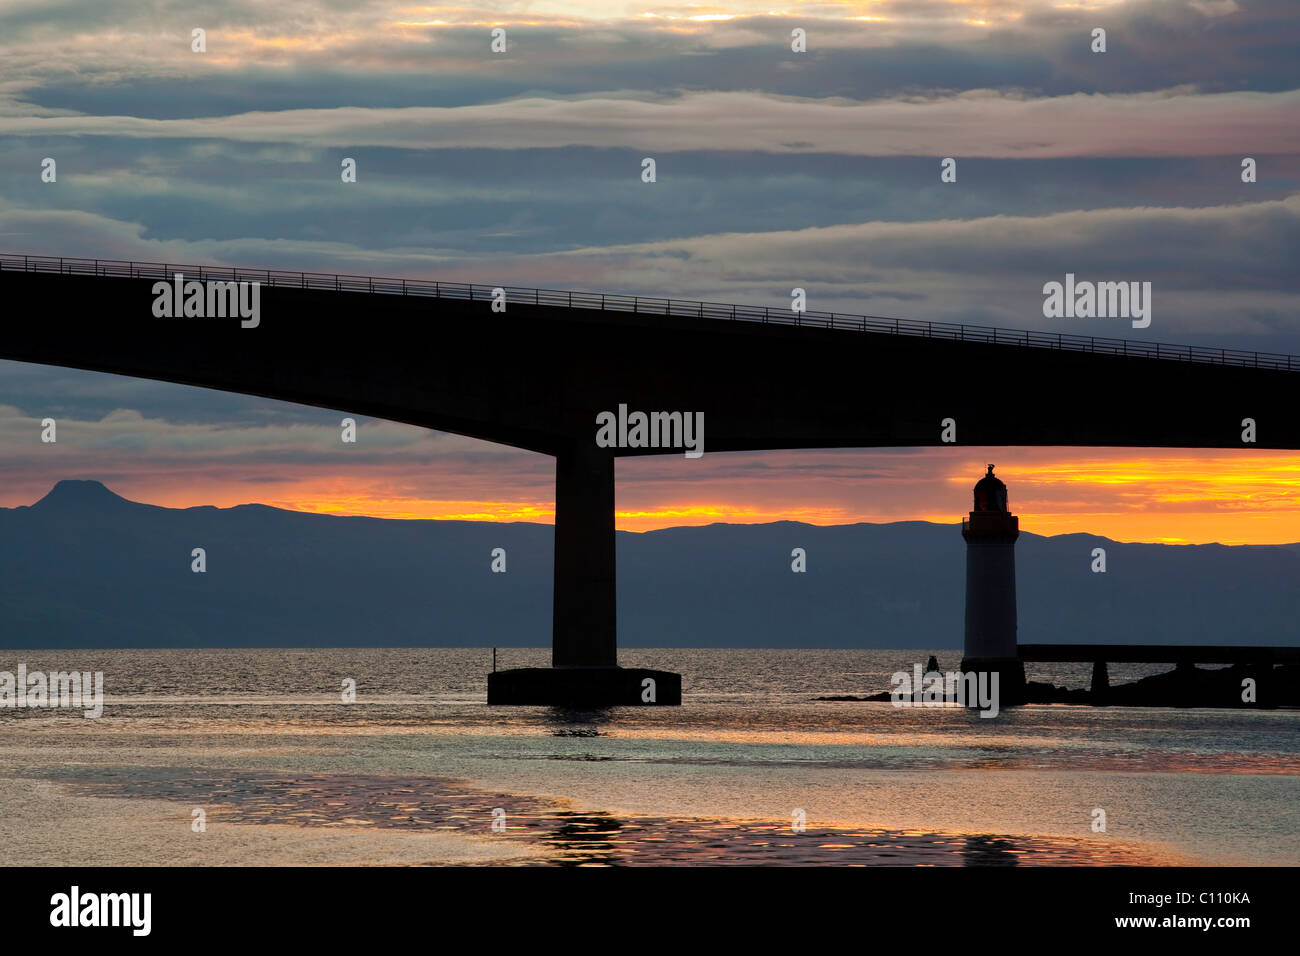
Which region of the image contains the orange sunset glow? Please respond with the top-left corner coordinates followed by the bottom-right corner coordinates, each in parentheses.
top-left (52, 447), bottom-right (1300, 546)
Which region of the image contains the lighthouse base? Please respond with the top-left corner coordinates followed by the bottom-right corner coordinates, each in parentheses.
top-left (958, 656), bottom-right (1026, 708)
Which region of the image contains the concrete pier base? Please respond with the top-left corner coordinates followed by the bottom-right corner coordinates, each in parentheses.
top-left (488, 667), bottom-right (682, 706)
top-left (959, 656), bottom-right (1026, 707)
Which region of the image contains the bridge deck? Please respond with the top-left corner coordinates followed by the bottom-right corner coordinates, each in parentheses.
top-left (4, 252), bottom-right (1298, 372)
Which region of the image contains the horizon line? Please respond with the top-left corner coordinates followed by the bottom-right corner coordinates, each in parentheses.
top-left (15, 477), bottom-right (1300, 549)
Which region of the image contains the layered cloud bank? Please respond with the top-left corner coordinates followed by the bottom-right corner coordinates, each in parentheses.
top-left (7, 89), bottom-right (1298, 158)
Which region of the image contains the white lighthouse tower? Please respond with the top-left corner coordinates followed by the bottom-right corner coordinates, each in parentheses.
top-left (960, 464), bottom-right (1025, 704)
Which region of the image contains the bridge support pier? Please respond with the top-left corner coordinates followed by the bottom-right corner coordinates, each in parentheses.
top-left (552, 442), bottom-right (617, 667)
top-left (487, 442), bottom-right (681, 706)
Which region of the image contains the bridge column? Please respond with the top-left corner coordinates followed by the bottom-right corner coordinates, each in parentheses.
top-left (486, 441), bottom-right (681, 705)
top-left (552, 442), bottom-right (616, 667)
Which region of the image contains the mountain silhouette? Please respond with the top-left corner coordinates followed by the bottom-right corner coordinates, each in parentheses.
top-left (31, 479), bottom-right (150, 513)
top-left (1, 480), bottom-right (1298, 649)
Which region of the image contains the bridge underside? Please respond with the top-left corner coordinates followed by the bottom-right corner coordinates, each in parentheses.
top-left (5, 269), bottom-right (1300, 705)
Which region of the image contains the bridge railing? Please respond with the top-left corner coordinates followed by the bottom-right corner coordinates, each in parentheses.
top-left (2, 252), bottom-right (1296, 372)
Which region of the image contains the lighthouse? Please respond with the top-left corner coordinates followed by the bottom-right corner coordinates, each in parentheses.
top-left (960, 464), bottom-right (1025, 704)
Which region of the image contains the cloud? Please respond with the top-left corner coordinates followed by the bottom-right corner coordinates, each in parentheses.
top-left (0, 395), bottom-right (551, 516)
top-left (5, 88), bottom-right (1298, 158)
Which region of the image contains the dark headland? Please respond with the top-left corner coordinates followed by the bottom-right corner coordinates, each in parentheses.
top-left (819, 659), bottom-right (1300, 708)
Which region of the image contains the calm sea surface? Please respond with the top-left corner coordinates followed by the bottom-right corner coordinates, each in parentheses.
top-left (2, 648), bottom-right (1297, 865)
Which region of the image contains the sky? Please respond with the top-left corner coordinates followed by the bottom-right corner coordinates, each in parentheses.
top-left (1, 0), bottom-right (1298, 543)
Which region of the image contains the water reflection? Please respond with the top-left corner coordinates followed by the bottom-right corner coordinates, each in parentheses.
top-left (544, 811), bottom-right (627, 866)
top-left (543, 706), bottom-right (616, 737)
top-left (44, 767), bottom-right (1164, 866)
top-left (962, 835), bottom-right (1021, 866)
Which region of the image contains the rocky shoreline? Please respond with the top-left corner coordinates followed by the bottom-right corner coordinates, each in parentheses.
top-left (817, 662), bottom-right (1300, 708)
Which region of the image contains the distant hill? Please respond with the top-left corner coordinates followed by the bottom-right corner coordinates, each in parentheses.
top-left (1, 479), bottom-right (1298, 649)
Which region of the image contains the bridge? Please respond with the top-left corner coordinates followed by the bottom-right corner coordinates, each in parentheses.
top-left (4, 253), bottom-right (1300, 705)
